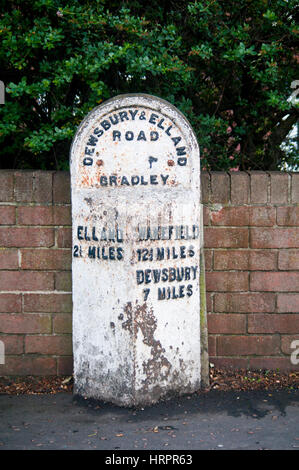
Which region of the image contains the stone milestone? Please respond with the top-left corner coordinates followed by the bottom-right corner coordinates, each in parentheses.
top-left (70, 94), bottom-right (206, 406)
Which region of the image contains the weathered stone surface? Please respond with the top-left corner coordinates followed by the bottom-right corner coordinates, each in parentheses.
top-left (70, 94), bottom-right (204, 406)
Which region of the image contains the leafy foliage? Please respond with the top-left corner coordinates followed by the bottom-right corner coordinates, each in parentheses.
top-left (0, 0), bottom-right (298, 170)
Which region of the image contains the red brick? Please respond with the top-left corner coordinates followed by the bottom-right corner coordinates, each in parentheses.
top-left (210, 172), bottom-right (230, 204)
top-left (208, 335), bottom-right (216, 356)
top-left (0, 249), bottom-right (19, 269)
top-left (14, 171), bottom-right (52, 203)
top-left (251, 227), bottom-right (299, 248)
top-left (248, 314), bottom-right (299, 334)
top-left (217, 335), bottom-right (280, 356)
top-left (53, 172), bottom-right (70, 204)
top-left (214, 250), bottom-right (249, 270)
top-left (53, 314), bottom-right (72, 334)
top-left (277, 294), bottom-right (299, 312)
top-left (0, 357), bottom-right (56, 375)
top-left (204, 227), bottom-right (248, 248)
top-left (230, 172), bottom-right (250, 205)
top-left (209, 357), bottom-right (249, 370)
top-left (0, 271), bottom-right (54, 291)
top-left (0, 294), bottom-right (22, 313)
top-left (24, 293), bottom-right (72, 313)
top-left (14, 171), bottom-right (34, 202)
top-left (281, 335), bottom-right (299, 355)
top-left (206, 272), bottom-right (248, 292)
top-left (210, 206), bottom-right (249, 226)
top-left (0, 227), bottom-right (54, 247)
top-left (21, 249), bottom-right (71, 270)
top-left (18, 206), bottom-right (71, 226)
top-left (249, 206), bottom-right (276, 226)
top-left (53, 206), bottom-right (71, 225)
top-left (214, 293), bottom-right (275, 313)
top-left (249, 357), bottom-right (298, 371)
top-left (18, 206), bottom-right (52, 225)
top-left (0, 206), bottom-right (16, 225)
top-left (213, 250), bottom-right (277, 271)
top-left (57, 356), bottom-right (73, 375)
top-left (206, 292), bottom-right (213, 312)
top-left (57, 228), bottom-right (72, 248)
top-left (277, 206), bottom-right (299, 226)
top-left (250, 172), bottom-right (269, 203)
top-left (208, 313), bottom-right (246, 334)
top-left (0, 314), bottom-right (51, 333)
top-left (249, 250), bottom-right (277, 270)
top-left (291, 173), bottom-right (299, 203)
top-left (278, 251), bottom-right (299, 270)
top-left (203, 249), bottom-right (213, 270)
top-left (55, 272), bottom-right (72, 291)
top-left (201, 172), bottom-right (210, 204)
top-left (0, 171), bottom-right (14, 202)
top-left (25, 335), bottom-right (72, 355)
top-left (0, 335), bottom-right (24, 354)
top-left (250, 272), bottom-right (299, 292)
top-left (269, 172), bottom-right (289, 204)
top-left (201, 171), bottom-right (210, 204)
top-left (203, 205), bottom-right (210, 226)
top-left (32, 171), bottom-right (52, 203)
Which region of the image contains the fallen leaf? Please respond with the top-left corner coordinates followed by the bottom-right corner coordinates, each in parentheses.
top-left (61, 376), bottom-right (73, 385)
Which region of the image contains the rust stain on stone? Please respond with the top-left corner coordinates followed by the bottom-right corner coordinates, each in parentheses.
top-left (122, 301), bottom-right (171, 396)
top-left (122, 301), bottom-right (133, 334)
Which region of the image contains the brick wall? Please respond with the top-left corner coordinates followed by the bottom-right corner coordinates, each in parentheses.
top-left (0, 170), bottom-right (298, 376)
top-left (203, 171), bottom-right (299, 371)
top-left (0, 171), bottom-right (72, 375)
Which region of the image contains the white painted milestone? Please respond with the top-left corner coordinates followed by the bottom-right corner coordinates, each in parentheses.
top-left (70, 94), bottom-right (204, 406)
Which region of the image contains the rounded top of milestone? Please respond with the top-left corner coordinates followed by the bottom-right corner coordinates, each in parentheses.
top-left (70, 93), bottom-right (200, 192)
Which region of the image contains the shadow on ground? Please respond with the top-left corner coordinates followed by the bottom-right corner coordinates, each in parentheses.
top-left (0, 389), bottom-right (298, 450)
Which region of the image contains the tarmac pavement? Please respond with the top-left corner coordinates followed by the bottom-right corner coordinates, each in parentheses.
top-left (0, 389), bottom-right (298, 452)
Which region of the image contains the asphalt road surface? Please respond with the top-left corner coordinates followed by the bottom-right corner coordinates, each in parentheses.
top-left (0, 389), bottom-right (298, 452)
